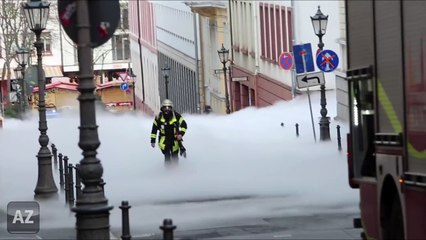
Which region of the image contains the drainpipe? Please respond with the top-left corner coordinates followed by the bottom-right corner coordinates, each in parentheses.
top-left (228, 0), bottom-right (234, 112)
top-left (254, 1), bottom-right (260, 107)
top-left (290, 0), bottom-right (297, 99)
top-left (198, 16), bottom-right (206, 113)
top-left (137, 0), bottom-right (145, 110)
top-left (193, 12), bottom-right (201, 114)
top-left (59, 24), bottom-right (64, 70)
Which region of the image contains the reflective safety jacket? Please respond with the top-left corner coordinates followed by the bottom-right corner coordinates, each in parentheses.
top-left (150, 111), bottom-right (187, 152)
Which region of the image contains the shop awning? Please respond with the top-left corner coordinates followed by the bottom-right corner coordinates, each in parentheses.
top-left (43, 66), bottom-right (63, 78)
top-left (0, 65), bottom-right (63, 80)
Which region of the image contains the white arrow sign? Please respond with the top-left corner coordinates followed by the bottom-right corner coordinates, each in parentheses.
top-left (296, 71), bottom-right (325, 89)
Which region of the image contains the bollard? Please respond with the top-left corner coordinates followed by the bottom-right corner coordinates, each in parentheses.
top-left (51, 144), bottom-right (58, 167)
top-left (68, 163), bottom-right (75, 206)
top-left (295, 123), bottom-right (299, 137)
top-left (119, 201), bottom-right (132, 240)
top-left (58, 153), bottom-right (64, 187)
top-left (74, 164), bottom-right (82, 200)
top-left (64, 156), bottom-right (69, 204)
top-left (337, 125), bottom-right (342, 151)
top-left (160, 218), bottom-right (176, 240)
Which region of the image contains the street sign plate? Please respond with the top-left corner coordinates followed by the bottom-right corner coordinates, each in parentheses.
top-left (316, 50), bottom-right (339, 72)
top-left (296, 71), bottom-right (325, 89)
top-left (120, 82), bottom-right (129, 91)
top-left (58, 0), bottom-right (120, 48)
top-left (292, 43), bottom-right (315, 74)
top-left (278, 52), bottom-right (293, 70)
top-left (232, 76), bottom-right (248, 82)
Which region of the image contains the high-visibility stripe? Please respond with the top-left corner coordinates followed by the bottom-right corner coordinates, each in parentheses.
top-left (151, 134), bottom-right (156, 139)
top-left (159, 136), bottom-right (165, 150)
top-left (178, 118), bottom-right (184, 124)
top-left (378, 81), bottom-right (426, 158)
top-left (378, 82), bottom-right (402, 133)
top-left (180, 128), bottom-right (186, 132)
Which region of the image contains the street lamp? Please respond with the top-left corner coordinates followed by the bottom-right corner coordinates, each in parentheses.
top-left (161, 63), bottom-right (170, 99)
top-left (22, 0), bottom-right (58, 197)
top-left (311, 6), bottom-right (330, 141)
top-left (71, 1), bottom-right (113, 238)
top-left (13, 66), bottom-right (23, 116)
top-left (217, 43), bottom-right (231, 114)
top-left (16, 48), bottom-right (30, 113)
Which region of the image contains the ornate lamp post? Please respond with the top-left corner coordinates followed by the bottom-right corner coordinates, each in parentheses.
top-left (22, 0), bottom-right (58, 197)
top-left (311, 6), bottom-right (330, 141)
top-left (16, 48), bottom-right (30, 112)
top-left (161, 63), bottom-right (170, 99)
top-left (70, 0), bottom-right (113, 238)
top-left (217, 43), bottom-right (231, 114)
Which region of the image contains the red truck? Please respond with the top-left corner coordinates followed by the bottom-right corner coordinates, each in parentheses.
top-left (345, 1), bottom-right (426, 239)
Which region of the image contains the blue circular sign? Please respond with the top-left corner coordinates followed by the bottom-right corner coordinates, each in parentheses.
top-left (120, 82), bottom-right (129, 91)
top-left (316, 50), bottom-right (339, 72)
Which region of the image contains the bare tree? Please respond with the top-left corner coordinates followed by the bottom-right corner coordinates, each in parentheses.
top-left (0, 0), bottom-right (32, 114)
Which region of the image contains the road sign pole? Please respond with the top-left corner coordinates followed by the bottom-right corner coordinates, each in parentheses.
top-left (301, 52), bottom-right (317, 142)
top-left (307, 88), bottom-right (317, 142)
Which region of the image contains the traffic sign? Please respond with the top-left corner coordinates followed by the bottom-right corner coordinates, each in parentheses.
top-left (120, 82), bottom-right (129, 91)
top-left (278, 52), bottom-right (293, 70)
top-left (292, 43), bottom-right (315, 74)
top-left (316, 50), bottom-right (339, 72)
top-left (58, 0), bottom-right (120, 48)
top-left (231, 76), bottom-right (248, 82)
top-left (296, 71), bottom-right (325, 89)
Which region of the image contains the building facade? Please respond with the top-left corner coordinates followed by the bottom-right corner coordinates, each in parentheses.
top-left (129, 0), bottom-right (158, 115)
top-left (0, 0), bottom-right (64, 110)
top-left (188, 1), bottom-right (233, 114)
top-left (154, 1), bottom-right (200, 114)
top-left (128, 0), bottom-right (345, 116)
top-left (230, 1), bottom-right (295, 110)
top-left (61, 0), bottom-right (132, 109)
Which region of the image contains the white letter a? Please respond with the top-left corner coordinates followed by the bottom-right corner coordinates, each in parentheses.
top-left (12, 210), bottom-right (24, 224)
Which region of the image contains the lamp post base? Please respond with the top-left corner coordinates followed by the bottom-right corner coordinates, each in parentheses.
top-left (319, 117), bottom-right (331, 141)
top-left (34, 149), bottom-right (58, 198)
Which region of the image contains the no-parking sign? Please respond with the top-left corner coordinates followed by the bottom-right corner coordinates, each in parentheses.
top-left (278, 52), bottom-right (294, 70)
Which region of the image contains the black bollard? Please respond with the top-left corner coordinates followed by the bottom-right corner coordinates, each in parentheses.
top-left (160, 218), bottom-right (176, 240)
top-left (64, 156), bottom-right (69, 204)
top-left (119, 201), bottom-right (132, 240)
top-left (280, 122), bottom-right (284, 127)
top-left (51, 143), bottom-right (58, 167)
top-left (74, 164), bottom-right (82, 201)
top-left (58, 153), bottom-right (64, 187)
top-left (68, 163), bottom-right (75, 206)
top-left (337, 125), bottom-right (342, 151)
top-left (295, 123), bottom-right (299, 137)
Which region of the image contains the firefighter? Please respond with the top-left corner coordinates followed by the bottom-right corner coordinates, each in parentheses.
top-left (150, 99), bottom-right (187, 163)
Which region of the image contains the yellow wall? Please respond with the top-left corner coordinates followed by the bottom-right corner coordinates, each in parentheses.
top-left (31, 88), bottom-right (79, 110)
top-left (97, 86), bottom-right (134, 111)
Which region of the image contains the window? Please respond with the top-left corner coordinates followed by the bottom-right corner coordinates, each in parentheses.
top-left (41, 32), bottom-right (52, 54)
top-left (112, 34), bottom-right (130, 61)
top-left (259, 4), bottom-right (292, 62)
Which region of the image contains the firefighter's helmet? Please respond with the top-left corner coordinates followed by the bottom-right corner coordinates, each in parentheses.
top-left (161, 99), bottom-right (173, 108)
